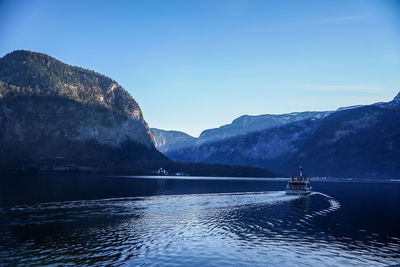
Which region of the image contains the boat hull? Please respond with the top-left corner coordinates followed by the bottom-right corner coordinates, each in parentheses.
top-left (285, 189), bottom-right (311, 195)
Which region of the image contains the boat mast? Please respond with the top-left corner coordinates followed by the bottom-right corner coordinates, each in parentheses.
top-left (299, 165), bottom-right (303, 176)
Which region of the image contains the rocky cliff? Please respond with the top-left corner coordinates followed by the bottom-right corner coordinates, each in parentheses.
top-left (0, 50), bottom-right (155, 147)
top-left (0, 50), bottom-right (165, 172)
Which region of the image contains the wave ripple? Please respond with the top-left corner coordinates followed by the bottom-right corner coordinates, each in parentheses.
top-left (0, 191), bottom-right (399, 266)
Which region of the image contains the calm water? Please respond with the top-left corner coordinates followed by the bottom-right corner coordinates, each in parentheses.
top-left (0, 174), bottom-right (399, 266)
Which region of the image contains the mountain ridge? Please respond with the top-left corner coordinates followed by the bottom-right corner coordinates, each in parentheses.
top-left (151, 128), bottom-right (196, 153)
top-left (0, 50), bottom-right (164, 172)
top-left (163, 92), bottom-right (400, 178)
top-left (0, 50), bottom-right (155, 147)
top-left (153, 111), bottom-right (333, 152)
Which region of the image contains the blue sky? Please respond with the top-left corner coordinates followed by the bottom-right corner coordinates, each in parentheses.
top-left (1, 0), bottom-right (399, 136)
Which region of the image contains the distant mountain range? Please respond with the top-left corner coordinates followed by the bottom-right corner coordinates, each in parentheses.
top-left (0, 50), bottom-right (274, 177)
top-left (152, 111), bottom-right (332, 153)
top-left (151, 128), bottom-right (196, 153)
top-left (155, 93), bottom-right (400, 179)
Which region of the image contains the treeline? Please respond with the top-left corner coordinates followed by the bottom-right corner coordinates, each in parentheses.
top-left (171, 162), bottom-right (276, 178)
top-left (0, 136), bottom-right (275, 178)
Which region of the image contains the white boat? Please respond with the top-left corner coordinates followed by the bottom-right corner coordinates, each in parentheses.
top-left (285, 166), bottom-right (312, 195)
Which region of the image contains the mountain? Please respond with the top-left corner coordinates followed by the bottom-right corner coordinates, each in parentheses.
top-left (151, 128), bottom-right (196, 153)
top-left (0, 50), bottom-right (275, 177)
top-left (167, 117), bottom-right (321, 172)
top-left (0, 50), bottom-right (166, 173)
top-left (197, 111), bottom-right (332, 144)
top-left (166, 93), bottom-right (400, 178)
top-left (153, 111), bottom-right (331, 153)
top-left (284, 94), bottom-right (400, 178)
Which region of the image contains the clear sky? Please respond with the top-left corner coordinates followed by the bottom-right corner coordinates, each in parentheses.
top-left (1, 0), bottom-right (399, 136)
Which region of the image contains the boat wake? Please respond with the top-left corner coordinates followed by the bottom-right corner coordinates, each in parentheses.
top-left (1, 191), bottom-right (302, 225)
top-left (1, 187), bottom-right (398, 267)
top-left (1, 191), bottom-right (342, 230)
top-left (303, 191), bottom-right (341, 220)
top-left (134, 191), bottom-right (302, 212)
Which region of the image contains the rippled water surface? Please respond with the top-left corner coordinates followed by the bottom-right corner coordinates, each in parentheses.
top-left (0, 174), bottom-right (399, 266)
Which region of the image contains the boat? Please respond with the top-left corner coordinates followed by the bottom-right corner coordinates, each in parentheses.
top-left (285, 166), bottom-right (312, 195)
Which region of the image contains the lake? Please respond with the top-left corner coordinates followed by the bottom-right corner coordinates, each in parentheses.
top-left (0, 174), bottom-right (399, 266)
